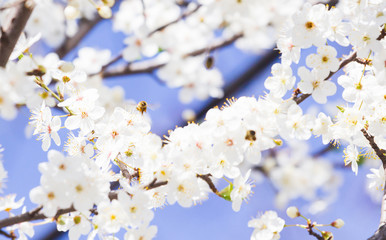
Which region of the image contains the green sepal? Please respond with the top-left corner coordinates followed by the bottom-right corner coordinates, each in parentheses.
top-left (357, 155), bottom-right (366, 166)
top-left (219, 183), bottom-right (233, 201)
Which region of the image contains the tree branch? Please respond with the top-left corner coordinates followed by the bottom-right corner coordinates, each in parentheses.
top-left (101, 33), bottom-right (243, 78)
top-left (0, 192), bottom-right (119, 229)
top-left (0, 0), bottom-right (34, 67)
top-left (197, 174), bottom-right (220, 196)
top-left (0, 229), bottom-right (16, 239)
top-left (148, 4), bottom-right (202, 37)
top-left (144, 178), bottom-right (168, 190)
top-left (361, 129), bottom-right (386, 167)
top-left (292, 51), bottom-right (358, 104)
top-left (55, 15), bottom-right (102, 59)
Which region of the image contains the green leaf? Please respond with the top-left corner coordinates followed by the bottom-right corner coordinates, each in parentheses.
top-left (219, 183), bottom-right (233, 201)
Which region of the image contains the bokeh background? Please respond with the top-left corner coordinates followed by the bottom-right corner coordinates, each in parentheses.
top-left (0, 3), bottom-right (382, 240)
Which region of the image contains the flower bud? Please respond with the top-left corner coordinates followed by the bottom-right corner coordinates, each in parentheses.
top-left (322, 231), bottom-right (333, 239)
top-left (64, 5), bottom-right (80, 20)
top-left (331, 218), bottom-right (344, 228)
top-left (58, 62), bottom-right (74, 73)
top-left (286, 206), bottom-right (300, 218)
top-left (98, 6), bottom-right (112, 19)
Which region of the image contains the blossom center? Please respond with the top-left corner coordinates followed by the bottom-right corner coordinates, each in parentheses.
top-left (75, 184), bottom-right (83, 193)
top-left (305, 21), bottom-right (315, 30)
top-left (81, 112), bottom-right (88, 119)
top-left (47, 192), bottom-right (55, 200)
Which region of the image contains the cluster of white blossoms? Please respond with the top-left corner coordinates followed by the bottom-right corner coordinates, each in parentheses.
top-left (0, 0), bottom-right (384, 239)
top-left (112, 0), bottom-right (304, 103)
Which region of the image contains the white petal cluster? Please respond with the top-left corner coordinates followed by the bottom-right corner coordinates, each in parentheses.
top-left (29, 150), bottom-right (110, 217)
top-left (248, 211), bottom-right (285, 240)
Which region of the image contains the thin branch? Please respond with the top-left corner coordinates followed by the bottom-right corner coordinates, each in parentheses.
top-left (307, 221), bottom-right (325, 240)
top-left (0, 192), bottom-right (118, 229)
top-left (117, 160), bottom-right (131, 179)
top-left (144, 179), bottom-right (168, 190)
top-left (312, 143), bottom-right (335, 158)
top-left (148, 4), bottom-right (202, 37)
top-left (196, 49), bottom-right (279, 120)
top-left (0, 0), bottom-right (34, 67)
top-left (98, 4), bottom-right (202, 74)
top-left (292, 51), bottom-right (358, 104)
top-left (293, 26), bottom-right (386, 104)
top-left (308, 228), bottom-right (325, 240)
top-left (362, 128), bottom-right (386, 238)
top-left (102, 33), bottom-right (243, 78)
top-left (184, 33), bottom-right (243, 57)
top-left (197, 174), bottom-right (219, 195)
top-left (0, 229), bottom-right (15, 239)
top-left (361, 129), bottom-right (386, 167)
top-left (55, 15), bottom-right (102, 59)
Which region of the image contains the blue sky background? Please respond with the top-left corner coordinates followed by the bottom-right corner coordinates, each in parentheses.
top-left (0, 8), bottom-right (382, 240)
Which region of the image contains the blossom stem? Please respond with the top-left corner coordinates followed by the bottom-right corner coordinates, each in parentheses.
top-left (0, 229), bottom-right (15, 239)
top-left (37, 81), bottom-right (74, 115)
top-left (197, 174), bottom-right (220, 196)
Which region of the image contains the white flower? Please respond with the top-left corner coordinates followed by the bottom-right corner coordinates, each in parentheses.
top-left (343, 144), bottom-right (361, 175)
top-left (167, 174), bottom-right (200, 208)
top-left (337, 69), bottom-right (376, 104)
top-left (124, 225), bottom-right (157, 240)
top-left (367, 165), bottom-right (385, 191)
top-left (61, 101), bottom-right (105, 134)
top-left (31, 103), bottom-right (61, 151)
top-left (325, 8), bottom-right (350, 46)
top-left (230, 170), bottom-right (253, 212)
top-left (264, 63), bottom-right (296, 97)
top-left (291, 3), bottom-right (327, 48)
top-left (9, 33), bottom-right (41, 60)
top-left (349, 23), bottom-right (383, 58)
top-left (57, 213), bottom-right (91, 240)
top-left (280, 104), bottom-right (314, 140)
top-left (312, 112), bottom-right (333, 144)
top-left (305, 45), bottom-right (339, 78)
top-left (0, 194), bottom-right (24, 212)
top-left (297, 67), bottom-right (337, 104)
top-left (248, 211), bottom-right (285, 240)
top-left (93, 200), bottom-right (129, 234)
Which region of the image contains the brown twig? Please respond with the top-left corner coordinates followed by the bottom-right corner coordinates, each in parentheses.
top-left (98, 4), bottom-right (202, 74)
top-left (362, 128), bottom-right (386, 238)
top-left (312, 143), bottom-right (335, 158)
top-left (307, 221), bottom-right (325, 240)
top-left (148, 4), bottom-right (202, 37)
top-left (0, 0), bottom-right (34, 67)
top-left (102, 33), bottom-right (243, 78)
top-left (361, 129), bottom-right (386, 167)
top-left (55, 15), bottom-right (102, 59)
top-left (292, 52), bottom-right (358, 104)
top-left (197, 174), bottom-right (219, 195)
top-left (0, 192), bottom-right (119, 229)
top-left (0, 229), bottom-right (16, 239)
top-left (144, 178), bottom-right (168, 190)
top-left (117, 160), bottom-right (131, 179)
